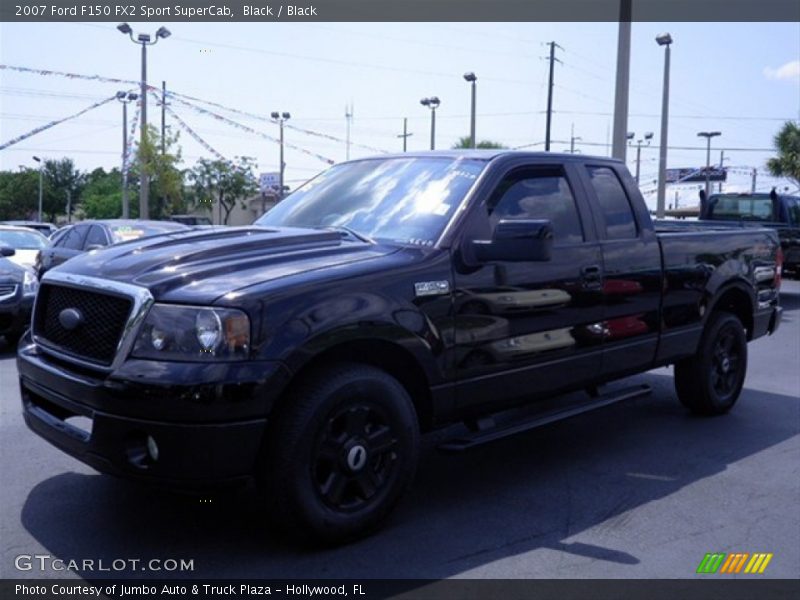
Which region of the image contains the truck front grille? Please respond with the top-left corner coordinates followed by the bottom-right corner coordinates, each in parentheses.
top-left (33, 283), bottom-right (133, 365)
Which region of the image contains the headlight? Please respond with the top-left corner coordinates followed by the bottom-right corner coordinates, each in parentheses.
top-left (131, 304), bottom-right (250, 361)
top-left (22, 270), bottom-right (39, 296)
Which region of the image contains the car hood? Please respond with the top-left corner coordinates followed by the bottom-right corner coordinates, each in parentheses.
top-left (7, 249), bottom-right (38, 270)
top-left (0, 257), bottom-right (26, 282)
top-left (49, 226), bottom-right (399, 304)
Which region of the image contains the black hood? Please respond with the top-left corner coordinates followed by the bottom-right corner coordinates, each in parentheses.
top-left (50, 226), bottom-right (398, 304)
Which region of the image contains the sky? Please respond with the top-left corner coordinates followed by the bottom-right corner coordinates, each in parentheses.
top-left (1, 20), bottom-right (799, 210)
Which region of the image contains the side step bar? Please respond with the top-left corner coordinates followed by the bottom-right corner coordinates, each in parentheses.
top-left (438, 384), bottom-right (651, 453)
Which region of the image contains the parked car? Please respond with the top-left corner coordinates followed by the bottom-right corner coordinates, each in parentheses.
top-left (169, 214), bottom-right (213, 226)
top-left (1, 220), bottom-right (59, 237)
top-left (0, 225), bottom-right (50, 270)
top-left (0, 247), bottom-right (38, 346)
top-left (35, 219), bottom-right (190, 278)
top-left (18, 152), bottom-right (783, 544)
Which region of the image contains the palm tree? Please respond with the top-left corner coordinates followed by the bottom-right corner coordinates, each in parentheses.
top-left (766, 121), bottom-right (800, 188)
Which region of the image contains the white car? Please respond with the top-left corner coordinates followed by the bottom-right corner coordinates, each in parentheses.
top-left (0, 225), bottom-right (50, 271)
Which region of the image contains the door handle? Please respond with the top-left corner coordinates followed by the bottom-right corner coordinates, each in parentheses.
top-left (581, 265), bottom-right (603, 288)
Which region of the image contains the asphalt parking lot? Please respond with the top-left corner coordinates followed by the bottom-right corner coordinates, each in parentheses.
top-left (1, 281), bottom-right (798, 581)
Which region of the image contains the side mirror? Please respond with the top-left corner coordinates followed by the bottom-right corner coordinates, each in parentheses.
top-left (471, 219), bottom-right (553, 263)
top-left (85, 244), bottom-right (105, 251)
top-left (0, 246), bottom-right (15, 257)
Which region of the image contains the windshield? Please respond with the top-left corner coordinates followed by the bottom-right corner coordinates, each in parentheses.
top-left (255, 157), bottom-right (486, 245)
top-left (0, 229), bottom-right (48, 249)
top-left (109, 223), bottom-right (185, 243)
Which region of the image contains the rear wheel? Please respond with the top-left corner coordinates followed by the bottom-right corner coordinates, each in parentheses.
top-left (260, 363), bottom-right (419, 544)
top-left (674, 311), bottom-right (747, 415)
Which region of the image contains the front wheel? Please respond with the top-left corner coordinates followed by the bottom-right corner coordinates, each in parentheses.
top-left (674, 311), bottom-right (748, 415)
top-left (260, 363), bottom-right (419, 544)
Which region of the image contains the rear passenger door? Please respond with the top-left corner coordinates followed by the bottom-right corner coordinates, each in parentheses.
top-left (581, 164), bottom-right (662, 377)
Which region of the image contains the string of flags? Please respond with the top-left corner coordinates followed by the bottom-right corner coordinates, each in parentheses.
top-left (0, 64), bottom-right (138, 86)
top-left (160, 99), bottom-right (230, 165)
top-left (0, 95), bottom-right (118, 151)
top-left (166, 93), bottom-right (337, 165)
top-left (167, 90), bottom-right (391, 155)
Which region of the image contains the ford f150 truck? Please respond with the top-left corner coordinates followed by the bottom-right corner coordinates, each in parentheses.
top-left (18, 152), bottom-right (783, 543)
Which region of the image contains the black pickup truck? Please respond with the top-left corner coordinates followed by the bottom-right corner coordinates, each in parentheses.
top-left (696, 189), bottom-right (800, 276)
top-left (18, 152), bottom-right (783, 543)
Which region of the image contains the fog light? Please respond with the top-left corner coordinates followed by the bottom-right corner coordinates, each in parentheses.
top-left (146, 435), bottom-right (159, 461)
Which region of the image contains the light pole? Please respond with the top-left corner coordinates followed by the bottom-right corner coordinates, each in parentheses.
top-left (697, 131), bottom-right (721, 199)
top-left (271, 112), bottom-right (291, 200)
top-left (420, 97), bottom-right (440, 150)
top-left (655, 32), bottom-right (673, 219)
top-left (628, 132), bottom-right (653, 184)
top-left (117, 22), bottom-right (171, 220)
top-left (463, 73), bottom-right (477, 149)
top-left (116, 91), bottom-right (138, 219)
top-left (32, 156), bottom-right (43, 222)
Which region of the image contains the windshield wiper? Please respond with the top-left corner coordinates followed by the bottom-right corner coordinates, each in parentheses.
top-left (320, 226), bottom-right (375, 244)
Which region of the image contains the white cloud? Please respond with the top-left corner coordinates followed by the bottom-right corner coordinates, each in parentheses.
top-left (763, 60), bottom-right (800, 82)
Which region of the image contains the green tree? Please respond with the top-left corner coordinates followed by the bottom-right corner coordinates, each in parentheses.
top-left (452, 137), bottom-right (506, 149)
top-left (40, 158), bottom-right (85, 222)
top-left (766, 121), bottom-right (800, 188)
top-left (81, 168), bottom-right (124, 219)
top-left (0, 169), bottom-right (39, 220)
top-left (130, 125), bottom-right (186, 219)
top-left (189, 157), bottom-right (257, 225)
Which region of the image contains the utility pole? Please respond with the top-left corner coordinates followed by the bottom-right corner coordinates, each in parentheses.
top-left (271, 112), bottom-right (291, 199)
top-left (397, 118), bottom-right (413, 152)
top-left (569, 123), bottom-right (581, 154)
top-left (718, 150), bottom-right (725, 193)
top-left (655, 32), bottom-right (673, 219)
top-left (611, 0), bottom-right (632, 161)
top-left (345, 102), bottom-right (353, 160)
top-left (751, 167), bottom-right (757, 193)
top-left (33, 156), bottom-right (43, 222)
top-left (161, 81), bottom-right (167, 155)
top-left (544, 41), bottom-right (562, 152)
top-left (116, 91), bottom-right (137, 219)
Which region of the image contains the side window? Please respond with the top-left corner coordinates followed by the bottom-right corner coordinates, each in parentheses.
top-left (50, 228), bottom-right (68, 246)
top-left (84, 225), bottom-right (109, 248)
top-left (62, 225), bottom-right (88, 250)
top-left (586, 166), bottom-right (638, 240)
top-left (488, 169), bottom-right (584, 245)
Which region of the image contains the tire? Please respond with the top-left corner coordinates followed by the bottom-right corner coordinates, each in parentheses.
top-left (674, 311), bottom-right (748, 415)
top-left (260, 363), bottom-right (419, 544)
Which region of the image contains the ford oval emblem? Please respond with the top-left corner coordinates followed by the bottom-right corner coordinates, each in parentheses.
top-left (58, 308), bottom-right (84, 331)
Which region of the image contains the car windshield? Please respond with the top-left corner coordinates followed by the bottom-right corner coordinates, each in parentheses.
top-left (255, 157), bottom-right (486, 245)
top-left (109, 223), bottom-right (185, 243)
top-left (0, 229), bottom-right (48, 249)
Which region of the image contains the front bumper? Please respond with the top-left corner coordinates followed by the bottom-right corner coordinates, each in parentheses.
top-left (17, 333), bottom-right (291, 487)
top-left (752, 304), bottom-right (782, 339)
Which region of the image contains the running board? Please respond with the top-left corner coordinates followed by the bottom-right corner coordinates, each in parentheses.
top-left (438, 384), bottom-right (651, 453)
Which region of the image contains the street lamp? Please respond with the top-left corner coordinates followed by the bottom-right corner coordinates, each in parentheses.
top-left (420, 97), bottom-right (440, 150)
top-left (697, 131), bottom-right (722, 199)
top-left (463, 72), bottom-right (477, 149)
top-left (655, 32), bottom-right (673, 219)
top-left (628, 132), bottom-right (654, 184)
top-left (32, 156), bottom-right (43, 222)
top-left (116, 91), bottom-right (138, 219)
top-left (271, 112), bottom-right (291, 200)
top-left (118, 22), bottom-right (171, 220)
